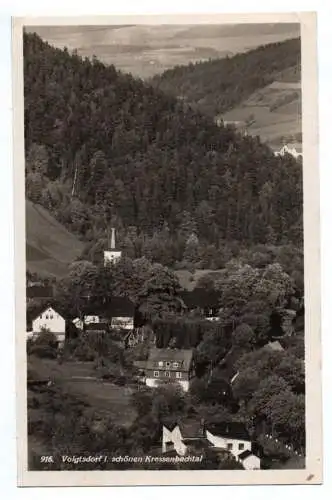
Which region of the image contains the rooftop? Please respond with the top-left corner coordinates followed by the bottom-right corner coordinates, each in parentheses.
top-left (207, 422), bottom-right (250, 441)
top-left (238, 450), bottom-right (254, 460)
top-left (146, 348), bottom-right (194, 372)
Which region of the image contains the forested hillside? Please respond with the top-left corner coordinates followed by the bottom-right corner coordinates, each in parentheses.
top-left (151, 38), bottom-right (301, 117)
top-left (24, 33), bottom-right (303, 271)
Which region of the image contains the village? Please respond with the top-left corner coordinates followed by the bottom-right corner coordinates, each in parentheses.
top-left (26, 227), bottom-right (305, 471)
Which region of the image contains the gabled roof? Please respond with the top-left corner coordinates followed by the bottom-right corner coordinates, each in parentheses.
top-left (85, 322), bottom-right (108, 332)
top-left (86, 296), bottom-right (135, 318)
top-left (207, 422), bottom-right (250, 441)
top-left (180, 288), bottom-right (220, 309)
top-left (238, 450), bottom-right (254, 460)
top-left (163, 418), bottom-right (204, 439)
top-left (146, 348), bottom-right (194, 372)
top-left (28, 304), bottom-right (67, 323)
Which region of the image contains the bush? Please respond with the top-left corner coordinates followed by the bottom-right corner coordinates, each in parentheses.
top-left (29, 331), bottom-right (59, 359)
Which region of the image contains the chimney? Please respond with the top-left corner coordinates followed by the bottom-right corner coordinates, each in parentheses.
top-left (111, 228), bottom-right (115, 249)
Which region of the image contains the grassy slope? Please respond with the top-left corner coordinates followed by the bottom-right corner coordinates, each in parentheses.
top-left (222, 65), bottom-right (302, 149)
top-left (26, 199), bottom-right (85, 278)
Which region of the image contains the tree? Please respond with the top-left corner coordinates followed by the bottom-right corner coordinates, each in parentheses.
top-left (232, 323), bottom-right (255, 350)
top-left (232, 367), bottom-right (261, 404)
top-left (55, 260), bottom-right (99, 319)
top-left (137, 263), bottom-right (184, 320)
top-left (248, 375), bottom-right (291, 422)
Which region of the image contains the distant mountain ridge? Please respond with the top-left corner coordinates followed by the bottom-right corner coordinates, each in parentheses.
top-left (151, 38), bottom-right (301, 148)
top-left (25, 24), bottom-right (300, 79)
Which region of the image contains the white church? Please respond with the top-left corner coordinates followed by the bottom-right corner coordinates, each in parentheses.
top-left (104, 227), bottom-right (122, 266)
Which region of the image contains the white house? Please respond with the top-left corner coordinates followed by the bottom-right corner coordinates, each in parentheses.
top-left (30, 306), bottom-right (66, 347)
top-left (274, 144), bottom-right (302, 159)
top-left (72, 315), bottom-right (100, 331)
top-left (205, 429), bottom-right (251, 459)
top-left (104, 227), bottom-right (122, 266)
top-left (111, 316), bottom-right (134, 331)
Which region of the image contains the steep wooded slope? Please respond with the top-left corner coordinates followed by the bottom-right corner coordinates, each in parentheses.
top-left (24, 33), bottom-right (302, 270)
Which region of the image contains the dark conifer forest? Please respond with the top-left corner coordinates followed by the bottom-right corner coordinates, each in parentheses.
top-left (24, 32), bottom-right (303, 270)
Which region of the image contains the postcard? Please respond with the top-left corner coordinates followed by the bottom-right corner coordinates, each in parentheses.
top-left (12, 12), bottom-right (322, 486)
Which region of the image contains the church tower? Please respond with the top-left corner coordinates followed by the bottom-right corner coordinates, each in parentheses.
top-left (104, 227), bottom-right (122, 266)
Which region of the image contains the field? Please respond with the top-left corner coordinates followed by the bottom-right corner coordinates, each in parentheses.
top-left (222, 68), bottom-right (302, 150)
top-left (28, 356), bottom-right (136, 425)
top-left (26, 24), bottom-right (300, 79)
top-left (26, 199), bottom-right (84, 278)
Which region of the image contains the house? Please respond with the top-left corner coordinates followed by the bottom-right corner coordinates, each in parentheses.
top-left (274, 144), bottom-right (302, 159)
top-left (205, 422), bottom-right (252, 459)
top-left (28, 305), bottom-right (66, 347)
top-left (144, 348), bottom-right (196, 392)
top-left (180, 289), bottom-right (221, 321)
top-left (72, 315), bottom-right (100, 331)
top-left (162, 420), bottom-right (260, 469)
top-left (104, 227), bottom-right (122, 266)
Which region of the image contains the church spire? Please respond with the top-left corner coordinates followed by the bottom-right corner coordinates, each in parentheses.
top-left (111, 227), bottom-right (116, 249)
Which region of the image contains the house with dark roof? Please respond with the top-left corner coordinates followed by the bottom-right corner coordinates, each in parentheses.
top-left (162, 419), bottom-right (260, 469)
top-left (72, 296), bottom-right (136, 332)
top-left (144, 348), bottom-right (196, 392)
top-left (180, 289), bottom-right (221, 321)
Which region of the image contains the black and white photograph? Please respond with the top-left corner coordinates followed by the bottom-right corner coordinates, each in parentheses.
top-left (12, 13), bottom-right (322, 486)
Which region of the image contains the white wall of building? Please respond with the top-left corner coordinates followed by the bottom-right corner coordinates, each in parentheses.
top-left (242, 454), bottom-right (261, 470)
top-left (104, 250), bottom-right (122, 265)
top-left (145, 377), bottom-right (190, 392)
top-left (162, 425), bottom-right (187, 456)
top-left (111, 317), bottom-right (134, 330)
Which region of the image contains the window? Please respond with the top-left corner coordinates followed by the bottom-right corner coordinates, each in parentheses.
top-left (158, 361), bottom-right (163, 367)
top-left (176, 372), bottom-right (182, 379)
top-left (165, 362), bottom-right (171, 368)
top-left (154, 371), bottom-right (159, 377)
top-left (50, 315), bottom-right (53, 319)
top-left (173, 362), bottom-right (179, 368)
top-left (165, 371), bottom-right (170, 377)
top-left (227, 443), bottom-right (233, 450)
top-left (45, 315), bottom-right (49, 320)
top-left (238, 443), bottom-right (245, 450)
